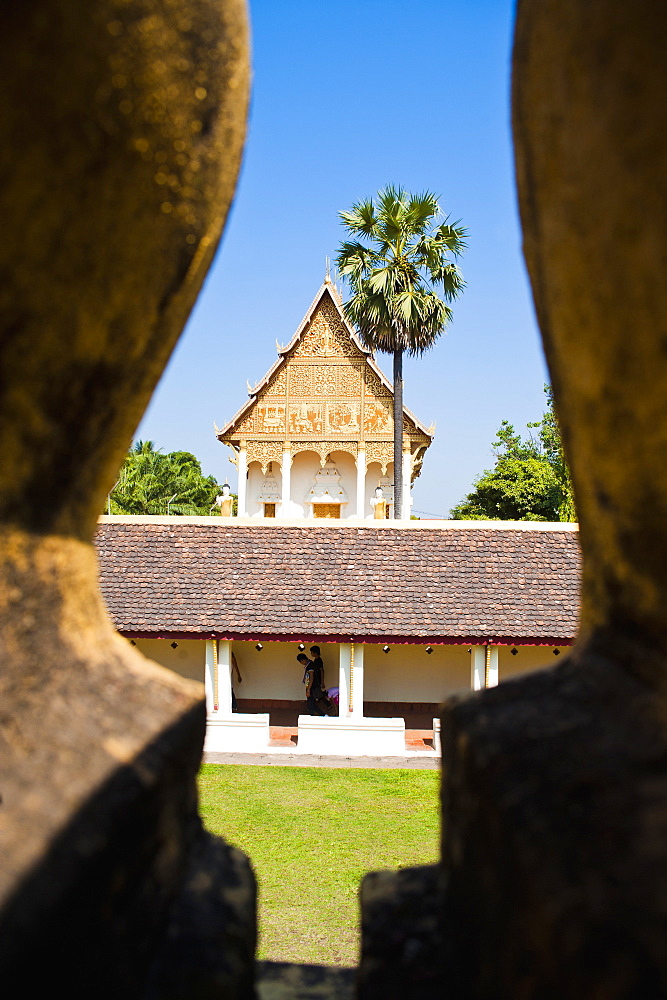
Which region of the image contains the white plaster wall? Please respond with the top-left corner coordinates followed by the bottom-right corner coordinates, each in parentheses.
top-left (129, 638), bottom-right (563, 702)
top-left (246, 461), bottom-right (267, 517)
top-left (499, 644), bottom-right (562, 680)
top-left (232, 639), bottom-right (340, 700)
top-left (364, 642), bottom-right (470, 701)
top-left (133, 637), bottom-right (205, 684)
top-left (288, 451), bottom-right (319, 518)
top-left (327, 450), bottom-right (358, 517)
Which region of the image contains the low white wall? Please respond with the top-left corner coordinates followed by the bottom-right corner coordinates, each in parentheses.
top-left (204, 714), bottom-right (271, 751)
top-left (297, 715), bottom-right (406, 755)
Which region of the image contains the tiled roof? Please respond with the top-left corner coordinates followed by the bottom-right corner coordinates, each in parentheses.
top-left (95, 521), bottom-right (581, 644)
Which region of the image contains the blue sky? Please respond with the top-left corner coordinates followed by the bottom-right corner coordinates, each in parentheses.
top-left (138, 0), bottom-right (548, 516)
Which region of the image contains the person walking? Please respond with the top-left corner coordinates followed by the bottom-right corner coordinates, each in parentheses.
top-left (309, 645), bottom-right (324, 689)
top-left (297, 652), bottom-right (326, 716)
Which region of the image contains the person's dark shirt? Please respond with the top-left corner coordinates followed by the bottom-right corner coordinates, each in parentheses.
top-left (306, 662), bottom-right (324, 694)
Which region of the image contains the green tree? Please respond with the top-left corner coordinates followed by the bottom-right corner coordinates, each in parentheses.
top-left (108, 441), bottom-right (223, 515)
top-left (337, 186), bottom-right (466, 518)
top-left (450, 387), bottom-right (576, 521)
top-left (528, 385), bottom-right (576, 521)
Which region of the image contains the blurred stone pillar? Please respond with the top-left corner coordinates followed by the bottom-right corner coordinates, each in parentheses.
top-left (440, 2), bottom-right (667, 995)
top-left (0, 2), bottom-right (256, 995)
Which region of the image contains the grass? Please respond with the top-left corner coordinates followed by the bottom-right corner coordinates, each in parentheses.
top-left (198, 764), bottom-right (440, 966)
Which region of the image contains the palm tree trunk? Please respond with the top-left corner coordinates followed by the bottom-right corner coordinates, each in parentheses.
top-left (393, 347), bottom-right (404, 519)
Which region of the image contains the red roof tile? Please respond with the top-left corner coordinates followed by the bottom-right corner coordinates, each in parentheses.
top-left (95, 522), bottom-right (581, 644)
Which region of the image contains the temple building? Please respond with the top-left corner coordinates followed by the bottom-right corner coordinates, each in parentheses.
top-left (95, 278), bottom-right (582, 757)
top-left (216, 278), bottom-right (433, 519)
top-left (97, 518), bottom-right (580, 755)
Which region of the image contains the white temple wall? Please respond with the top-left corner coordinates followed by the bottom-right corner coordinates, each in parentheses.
top-left (243, 453), bottom-right (406, 519)
top-left (327, 450), bottom-right (358, 517)
top-left (288, 451), bottom-right (320, 517)
top-left (364, 643), bottom-right (470, 701)
top-left (246, 461), bottom-right (266, 517)
top-left (128, 637), bottom-right (565, 704)
top-left (365, 462), bottom-right (395, 519)
top-left (499, 643), bottom-right (562, 680)
top-left (232, 640), bottom-right (312, 700)
top-left (132, 637), bottom-right (205, 684)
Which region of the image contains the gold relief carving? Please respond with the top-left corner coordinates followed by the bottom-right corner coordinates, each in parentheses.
top-left (288, 362), bottom-right (363, 399)
top-left (297, 320), bottom-right (334, 358)
top-left (255, 403), bottom-right (286, 433)
top-left (237, 412), bottom-right (254, 433)
top-left (312, 367), bottom-right (337, 396)
top-left (246, 440), bottom-right (283, 474)
top-left (263, 369), bottom-right (287, 397)
top-left (320, 298), bottom-right (359, 353)
top-left (288, 402), bottom-right (324, 434)
top-left (364, 370), bottom-right (391, 397)
top-left (298, 303), bottom-right (360, 359)
top-left (327, 441), bottom-right (358, 458)
top-left (337, 364), bottom-right (362, 396)
top-left (365, 440), bottom-right (393, 475)
top-left (364, 399), bottom-right (392, 433)
top-left (288, 366), bottom-right (312, 396)
top-left (297, 441), bottom-right (357, 465)
top-left (327, 402), bottom-right (360, 434)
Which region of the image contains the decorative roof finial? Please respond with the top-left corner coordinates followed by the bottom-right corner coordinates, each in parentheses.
top-left (325, 255), bottom-right (331, 282)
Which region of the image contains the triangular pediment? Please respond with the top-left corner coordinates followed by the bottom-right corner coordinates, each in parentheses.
top-left (217, 282), bottom-right (433, 454)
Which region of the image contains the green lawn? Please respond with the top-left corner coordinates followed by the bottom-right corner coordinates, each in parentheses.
top-left (198, 764), bottom-right (440, 966)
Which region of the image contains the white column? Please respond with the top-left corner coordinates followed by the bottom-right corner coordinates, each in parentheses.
top-left (217, 639), bottom-right (233, 714)
top-left (402, 445), bottom-right (412, 520)
top-left (281, 444), bottom-right (291, 517)
top-left (356, 449), bottom-right (366, 518)
top-left (471, 645), bottom-right (498, 690)
top-left (351, 642), bottom-right (364, 718)
top-left (204, 640), bottom-right (215, 714)
top-left (338, 642), bottom-right (365, 718)
top-left (237, 442), bottom-right (247, 516)
top-left (486, 645), bottom-right (499, 687)
top-left (205, 639), bottom-right (233, 715)
top-left (338, 643), bottom-right (353, 718)
top-left (471, 646), bottom-right (485, 691)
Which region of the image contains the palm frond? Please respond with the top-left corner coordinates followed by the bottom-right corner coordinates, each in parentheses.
top-left (336, 185), bottom-right (467, 356)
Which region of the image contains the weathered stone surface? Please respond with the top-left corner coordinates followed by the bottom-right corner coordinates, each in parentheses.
top-left (0, 1), bottom-right (252, 995)
top-left (257, 961), bottom-right (355, 1000)
top-left (513, 0), bottom-right (667, 654)
top-left (0, 0), bottom-right (249, 541)
top-left (439, 2), bottom-right (667, 995)
top-left (441, 653), bottom-right (667, 996)
top-left (357, 865), bottom-right (442, 1000)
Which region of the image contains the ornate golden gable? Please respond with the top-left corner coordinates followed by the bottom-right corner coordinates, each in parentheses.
top-left (218, 283), bottom-right (433, 477)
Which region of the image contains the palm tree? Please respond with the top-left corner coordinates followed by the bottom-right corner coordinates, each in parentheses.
top-left (337, 186), bottom-right (467, 518)
top-left (109, 441), bottom-right (221, 515)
